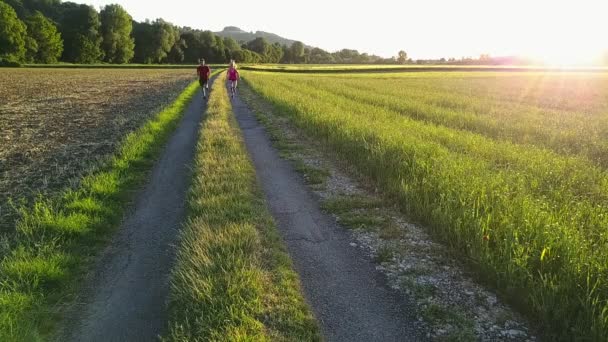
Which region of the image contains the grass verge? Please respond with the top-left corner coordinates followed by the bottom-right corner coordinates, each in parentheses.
top-left (0, 76), bottom-right (210, 341)
top-left (163, 72), bottom-right (320, 341)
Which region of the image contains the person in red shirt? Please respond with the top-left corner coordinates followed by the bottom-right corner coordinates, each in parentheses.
top-left (196, 58), bottom-right (211, 99)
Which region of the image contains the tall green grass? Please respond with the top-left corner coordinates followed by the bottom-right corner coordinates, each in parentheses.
top-left (0, 79), bottom-right (205, 341)
top-left (244, 71), bottom-right (608, 341)
top-left (279, 72), bottom-right (608, 166)
top-left (164, 72), bottom-right (320, 341)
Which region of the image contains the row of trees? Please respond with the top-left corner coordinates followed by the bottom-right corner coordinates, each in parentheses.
top-left (0, 0), bottom-right (407, 65)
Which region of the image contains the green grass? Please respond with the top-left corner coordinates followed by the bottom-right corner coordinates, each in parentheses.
top-left (292, 160), bottom-right (330, 186)
top-left (422, 303), bottom-right (476, 342)
top-left (244, 70), bottom-right (608, 341)
top-left (321, 195), bottom-right (389, 232)
top-left (321, 195), bottom-right (383, 214)
top-left (164, 72), bottom-right (320, 341)
top-left (0, 75), bottom-right (212, 340)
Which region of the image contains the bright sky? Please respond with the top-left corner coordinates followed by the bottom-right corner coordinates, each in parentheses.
top-left (76, 0), bottom-right (607, 64)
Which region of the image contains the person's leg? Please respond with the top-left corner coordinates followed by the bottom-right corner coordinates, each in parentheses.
top-left (199, 79), bottom-right (206, 98)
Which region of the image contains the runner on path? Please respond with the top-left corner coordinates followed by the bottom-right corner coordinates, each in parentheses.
top-left (196, 59), bottom-right (211, 99)
top-left (227, 60), bottom-right (240, 98)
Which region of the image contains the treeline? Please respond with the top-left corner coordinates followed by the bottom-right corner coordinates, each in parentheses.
top-left (0, 0), bottom-right (401, 65)
top-left (411, 55), bottom-right (542, 66)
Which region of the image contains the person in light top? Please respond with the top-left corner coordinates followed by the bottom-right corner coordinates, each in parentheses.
top-left (227, 60), bottom-right (239, 98)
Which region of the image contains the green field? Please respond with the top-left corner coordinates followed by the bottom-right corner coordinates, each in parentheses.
top-left (243, 70), bottom-right (608, 340)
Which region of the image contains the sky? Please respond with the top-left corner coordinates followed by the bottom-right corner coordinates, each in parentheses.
top-left (75, 0), bottom-right (608, 64)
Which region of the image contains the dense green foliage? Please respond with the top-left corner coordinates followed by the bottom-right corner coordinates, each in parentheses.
top-left (244, 37), bottom-right (284, 63)
top-left (0, 1), bottom-right (27, 62)
top-left (0, 80), bottom-right (200, 340)
top-left (133, 19), bottom-right (179, 64)
top-left (99, 4), bottom-right (134, 63)
top-left (244, 71), bottom-right (608, 341)
top-left (59, 3), bottom-right (103, 63)
top-left (165, 73), bottom-right (320, 341)
top-left (24, 11), bottom-right (63, 63)
top-left (178, 29), bottom-right (223, 64)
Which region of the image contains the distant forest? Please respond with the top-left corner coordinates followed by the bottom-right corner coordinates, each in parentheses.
top-left (0, 0), bottom-right (406, 65)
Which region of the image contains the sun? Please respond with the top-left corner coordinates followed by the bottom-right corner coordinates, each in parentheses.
top-left (518, 26), bottom-right (604, 67)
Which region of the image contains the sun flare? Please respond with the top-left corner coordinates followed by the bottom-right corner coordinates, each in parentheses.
top-left (531, 46), bottom-right (602, 66)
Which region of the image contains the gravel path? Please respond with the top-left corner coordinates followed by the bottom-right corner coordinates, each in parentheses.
top-left (231, 93), bottom-right (426, 342)
top-left (58, 79), bottom-right (214, 342)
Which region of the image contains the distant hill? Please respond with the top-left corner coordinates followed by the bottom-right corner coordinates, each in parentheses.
top-left (215, 26), bottom-right (300, 47)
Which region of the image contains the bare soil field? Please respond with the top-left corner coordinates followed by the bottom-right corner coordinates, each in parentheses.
top-left (0, 68), bottom-right (194, 233)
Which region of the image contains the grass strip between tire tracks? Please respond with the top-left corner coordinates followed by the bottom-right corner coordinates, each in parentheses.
top-left (0, 73), bottom-right (218, 341)
top-left (164, 72), bottom-right (320, 341)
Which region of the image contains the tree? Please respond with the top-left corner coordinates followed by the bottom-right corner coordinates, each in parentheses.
top-left (59, 4), bottom-right (103, 63)
top-left (132, 20), bottom-right (154, 63)
top-left (222, 36), bottom-right (240, 61)
top-left (166, 36), bottom-right (186, 63)
top-left (334, 49), bottom-right (360, 64)
top-left (245, 37), bottom-right (270, 56)
top-left (397, 50), bottom-right (408, 64)
top-left (24, 34), bottom-right (38, 62)
top-left (100, 4), bottom-right (134, 63)
top-left (289, 41), bottom-right (305, 63)
top-left (223, 36), bottom-right (240, 52)
top-left (133, 19), bottom-right (178, 63)
top-left (308, 47), bottom-right (334, 64)
top-left (4, 0), bottom-right (62, 20)
top-left (357, 53), bottom-right (372, 64)
top-left (0, 1), bottom-right (27, 62)
top-left (24, 11), bottom-right (63, 63)
top-left (213, 34), bottom-right (225, 61)
top-left (232, 48), bottom-right (262, 63)
top-left (266, 42), bottom-right (284, 63)
top-left (180, 30), bottom-right (202, 63)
